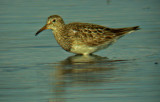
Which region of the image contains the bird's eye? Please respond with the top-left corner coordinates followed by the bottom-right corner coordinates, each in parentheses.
top-left (52, 19), bottom-right (56, 23)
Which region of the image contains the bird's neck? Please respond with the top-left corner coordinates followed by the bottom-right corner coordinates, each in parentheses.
top-left (52, 26), bottom-right (72, 51)
top-left (54, 26), bottom-right (65, 34)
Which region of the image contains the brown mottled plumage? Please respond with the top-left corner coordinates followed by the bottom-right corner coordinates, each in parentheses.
top-left (35, 15), bottom-right (140, 55)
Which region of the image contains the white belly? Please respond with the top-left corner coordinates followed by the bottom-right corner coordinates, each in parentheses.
top-left (69, 35), bottom-right (118, 55)
top-left (70, 41), bottom-right (113, 55)
top-left (70, 44), bottom-right (97, 55)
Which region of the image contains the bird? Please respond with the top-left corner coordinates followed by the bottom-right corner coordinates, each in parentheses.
top-left (35, 15), bottom-right (140, 55)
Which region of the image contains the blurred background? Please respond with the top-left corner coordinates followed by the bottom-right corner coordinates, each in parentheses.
top-left (0, 0), bottom-right (160, 102)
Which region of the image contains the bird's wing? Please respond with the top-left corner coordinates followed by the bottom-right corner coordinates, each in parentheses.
top-left (67, 22), bottom-right (116, 46)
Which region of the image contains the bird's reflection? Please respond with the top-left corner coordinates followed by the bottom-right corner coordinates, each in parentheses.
top-left (56, 54), bottom-right (109, 74)
top-left (54, 54), bottom-right (126, 75)
top-left (60, 54), bottom-right (108, 64)
top-left (49, 54), bottom-right (126, 102)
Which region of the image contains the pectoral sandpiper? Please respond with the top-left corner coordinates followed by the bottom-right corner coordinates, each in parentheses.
top-left (35, 15), bottom-right (140, 55)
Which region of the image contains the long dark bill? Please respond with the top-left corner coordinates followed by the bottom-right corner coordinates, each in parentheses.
top-left (35, 25), bottom-right (48, 36)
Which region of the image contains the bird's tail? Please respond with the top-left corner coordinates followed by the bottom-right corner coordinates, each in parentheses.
top-left (113, 26), bottom-right (140, 36)
top-left (131, 26), bottom-right (140, 30)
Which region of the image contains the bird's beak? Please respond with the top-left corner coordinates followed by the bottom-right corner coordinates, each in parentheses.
top-left (35, 25), bottom-right (48, 36)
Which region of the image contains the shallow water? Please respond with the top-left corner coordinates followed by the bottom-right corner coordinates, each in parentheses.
top-left (0, 0), bottom-right (160, 102)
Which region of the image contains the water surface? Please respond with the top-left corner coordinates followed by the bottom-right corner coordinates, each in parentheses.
top-left (0, 0), bottom-right (160, 102)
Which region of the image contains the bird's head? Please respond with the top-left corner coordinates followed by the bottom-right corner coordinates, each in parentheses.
top-left (35, 15), bottom-right (65, 36)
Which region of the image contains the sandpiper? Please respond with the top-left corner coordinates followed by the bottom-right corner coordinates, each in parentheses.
top-left (35, 15), bottom-right (140, 55)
